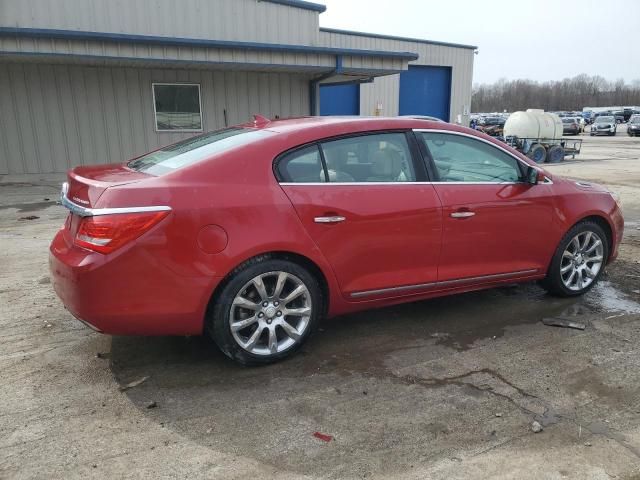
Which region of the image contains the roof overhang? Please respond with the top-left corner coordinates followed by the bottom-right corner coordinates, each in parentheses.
top-left (0, 28), bottom-right (418, 61)
top-left (0, 27), bottom-right (416, 77)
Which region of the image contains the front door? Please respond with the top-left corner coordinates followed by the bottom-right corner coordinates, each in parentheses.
top-left (277, 131), bottom-right (442, 299)
top-left (416, 130), bottom-right (557, 282)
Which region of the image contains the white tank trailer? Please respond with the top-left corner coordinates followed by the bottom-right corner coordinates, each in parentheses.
top-left (503, 109), bottom-right (582, 163)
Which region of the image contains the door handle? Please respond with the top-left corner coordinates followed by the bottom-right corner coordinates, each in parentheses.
top-left (314, 215), bottom-right (346, 224)
top-left (450, 211), bottom-right (475, 219)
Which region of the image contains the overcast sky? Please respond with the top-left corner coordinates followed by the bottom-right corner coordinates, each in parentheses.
top-left (318, 0), bottom-right (640, 85)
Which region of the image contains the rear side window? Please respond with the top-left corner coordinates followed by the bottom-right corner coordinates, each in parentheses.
top-left (277, 145), bottom-right (325, 183)
top-left (320, 133), bottom-right (416, 183)
top-left (420, 132), bottom-right (523, 183)
top-left (128, 127), bottom-right (272, 176)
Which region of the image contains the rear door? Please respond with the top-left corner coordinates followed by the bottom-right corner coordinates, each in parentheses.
top-left (416, 130), bottom-right (556, 283)
top-left (278, 131), bottom-right (442, 300)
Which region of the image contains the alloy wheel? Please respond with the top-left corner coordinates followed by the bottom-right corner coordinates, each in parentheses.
top-left (229, 271), bottom-right (312, 356)
top-left (560, 231), bottom-right (604, 291)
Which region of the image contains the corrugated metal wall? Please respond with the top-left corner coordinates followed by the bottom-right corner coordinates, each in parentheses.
top-left (0, 0), bottom-right (320, 45)
top-left (0, 63), bottom-right (310, 174)
top-left (360, 75), bottom-right (399, 116)
top-left (319, 31), bottom-right (475, 123)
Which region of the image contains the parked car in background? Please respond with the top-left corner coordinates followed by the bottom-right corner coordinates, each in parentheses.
top-left (612, 111), bottom-right (626, 124)
top-left (627, 115), bottom-right (640, 137)
top-left (476, 116), bottom-right (506, 136)
top-left (562, 117), bottom-right (580, 135)
top-left (591, 115), bottom-right (617, 136)
top-left (49, 116), bottom-right (624, 364)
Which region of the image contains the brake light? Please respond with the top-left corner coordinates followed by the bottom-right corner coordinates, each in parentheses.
top-left (74, 211), bottom-right (169, 254)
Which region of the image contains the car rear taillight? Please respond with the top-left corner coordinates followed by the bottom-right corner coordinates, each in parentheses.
top-left (74, 211), bottom-right (169, 254)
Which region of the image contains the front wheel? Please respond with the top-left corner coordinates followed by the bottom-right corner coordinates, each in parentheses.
top-left (546, 145), bottom-right (565, 163)
top-left (541, 221), bottom-right (608, 297)
top-left (207, 257), bottom-right (323, 365)
top-left (527, 143), bottom-right (547, 163)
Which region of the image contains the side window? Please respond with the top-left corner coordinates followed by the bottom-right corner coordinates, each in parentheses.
top-left (320, 133), bottom-right (416, 183)
top-left (420, 132), bottom-right (523, 183)
top-left (277, 145), bottom-right (325, 183)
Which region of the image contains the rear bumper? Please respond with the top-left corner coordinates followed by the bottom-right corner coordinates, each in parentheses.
top-left (49, 228), bottom-right (219, 335)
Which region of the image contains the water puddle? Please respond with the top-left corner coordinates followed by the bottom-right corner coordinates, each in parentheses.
top-left (584, 281), bottom-right (640, 314)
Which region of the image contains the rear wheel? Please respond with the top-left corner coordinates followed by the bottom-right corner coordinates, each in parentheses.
top-left (207, 258), bottom-right (323, 365)
top-left (541, 221), bottom-right (608, 297)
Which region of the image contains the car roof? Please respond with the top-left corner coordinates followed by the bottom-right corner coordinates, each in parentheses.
top-left (240, 115), bottom-right (448, 134)
top-left (229, 115), bottom-right (537, 168)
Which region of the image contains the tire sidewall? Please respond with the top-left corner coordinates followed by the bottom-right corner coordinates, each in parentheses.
top-left (545, 222), bottom-right (609, 297)
top-left (208, 258), bottom-right (323, 365)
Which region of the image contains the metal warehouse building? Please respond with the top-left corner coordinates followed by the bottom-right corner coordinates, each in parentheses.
top-left (0, 0), bottom-right (476, 175)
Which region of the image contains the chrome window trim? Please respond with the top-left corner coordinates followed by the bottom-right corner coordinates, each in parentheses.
top-left (350, 269), bottom-right (539, 299)
top-left (280, 180), bottom-right (554, 186)
top-left (278, 129), bottom-right (554, 186)
top-left (60, 182), bottom-right (171, 217)
top-left (281, 181), bottom-right (533, 186)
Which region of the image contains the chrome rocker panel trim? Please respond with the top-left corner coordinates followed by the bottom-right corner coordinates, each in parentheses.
top-left (350, 269), bottom-right (540, 298)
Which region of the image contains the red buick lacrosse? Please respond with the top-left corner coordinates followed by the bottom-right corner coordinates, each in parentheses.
top-left (50, 116), bottom-right (624, 364)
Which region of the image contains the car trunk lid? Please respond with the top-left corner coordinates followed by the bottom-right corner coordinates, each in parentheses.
top-left (65, 163), bottom-right (151, 209)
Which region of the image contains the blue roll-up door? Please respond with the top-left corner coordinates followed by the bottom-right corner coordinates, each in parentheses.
top-left (399, 66), bottom-right (451, 121)
top-left (319, 83), bottom-right (360, 116)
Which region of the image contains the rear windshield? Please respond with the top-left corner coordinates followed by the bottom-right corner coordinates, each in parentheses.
top-left (128, 127), bottom-right (272, 175)
top-left (562, 118), bottom-right (574, 123)
top-left (630, 116), bottom-right (640, 124)
top-left (597, 116), bottom-right (614, 122)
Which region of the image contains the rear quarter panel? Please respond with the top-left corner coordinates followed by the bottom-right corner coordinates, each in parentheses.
top-left (96, 137), bottom-right (348, 319)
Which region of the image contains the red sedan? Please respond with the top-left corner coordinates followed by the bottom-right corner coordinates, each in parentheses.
top-left (50, 116), bottom-right (624, 364)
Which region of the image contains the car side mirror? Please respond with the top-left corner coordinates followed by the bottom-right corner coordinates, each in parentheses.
top-left (525, 166), bottom-right (543, 185)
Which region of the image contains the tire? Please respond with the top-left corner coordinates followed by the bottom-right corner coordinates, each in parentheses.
top-left (207, 257), bottom-right (323, 365)
top-left (546, 145), bottom-right (565, 163)
top-left (541, 221), bottom-right (609, 297)
top-left (527, 143), bottom-right (547, 163)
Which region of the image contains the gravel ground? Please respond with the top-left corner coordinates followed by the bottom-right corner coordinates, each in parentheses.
top-left (1, 131), bottom-right (640, 479)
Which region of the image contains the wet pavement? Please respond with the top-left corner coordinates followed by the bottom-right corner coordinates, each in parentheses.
top-left (107, 279), bottom-right (640, 477)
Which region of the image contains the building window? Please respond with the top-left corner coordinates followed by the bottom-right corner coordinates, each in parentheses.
top-left (152, 83), bottom-right (202, 132)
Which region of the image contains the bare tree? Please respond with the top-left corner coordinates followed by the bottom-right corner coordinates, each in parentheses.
top-left (472, 75), bottom-right (640, 112)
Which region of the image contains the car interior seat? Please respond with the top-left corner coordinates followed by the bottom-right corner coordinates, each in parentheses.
top-left (366, 149), bottom-right (408, 182)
